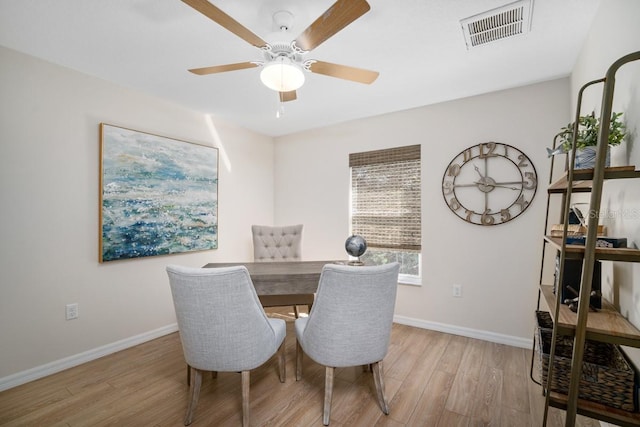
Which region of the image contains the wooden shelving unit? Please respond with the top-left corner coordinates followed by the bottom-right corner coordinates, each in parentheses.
top-left (538, 175), bottom-right (640, 425)
top-left (534, 51), bottom-right (640, 427)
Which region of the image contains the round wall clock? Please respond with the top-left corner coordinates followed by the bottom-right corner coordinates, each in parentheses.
top-left (441, 142), bottom-right (537, 225)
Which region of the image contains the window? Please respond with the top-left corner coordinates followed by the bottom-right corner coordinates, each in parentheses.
top-left (349, 145), bottom-right (421, 284)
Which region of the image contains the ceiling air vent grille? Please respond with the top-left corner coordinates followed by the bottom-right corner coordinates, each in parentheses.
top-left (461, 0), bottom-right (533, 49)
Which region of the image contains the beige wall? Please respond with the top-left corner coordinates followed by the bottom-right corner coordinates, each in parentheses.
top-left (0, 46), bottom-right (275, 383)
top-left (570, 0), bottom-right (640, 365)
top-left (273, 78), bottom-right (570, 342)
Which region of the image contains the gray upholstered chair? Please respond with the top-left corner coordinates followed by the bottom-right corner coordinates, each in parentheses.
top-left (166, 265), bottom-right (286, 427)
top-left (294, 262), bottom-right (400, 425)
top-left (251, 224), bottom-right (314, 317)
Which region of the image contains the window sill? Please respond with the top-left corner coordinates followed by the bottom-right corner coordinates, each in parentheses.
top-left (399, 276), bottom-right (422, 286)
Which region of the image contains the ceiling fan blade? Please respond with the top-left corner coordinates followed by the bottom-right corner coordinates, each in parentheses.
top-left (309, 61), bottom-right (379, 84)
top-left (189, 62), bottom-right (259, 75)
top-left (294, 0), bottom-right (370, 51)
top-left (182, 0), bottom-right (267, 48)
top-left (279, 91), bottom-right (297, 102)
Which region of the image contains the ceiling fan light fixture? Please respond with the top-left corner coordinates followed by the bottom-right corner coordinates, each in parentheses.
top-left (260, 56), bottom-right (305, 92)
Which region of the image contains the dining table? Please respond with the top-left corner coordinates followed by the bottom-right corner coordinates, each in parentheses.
top-left (202, 260), bottom-right (345, 296)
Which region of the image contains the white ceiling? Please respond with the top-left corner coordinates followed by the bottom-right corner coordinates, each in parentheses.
top-left (0, 0), bottom-right (601, 137)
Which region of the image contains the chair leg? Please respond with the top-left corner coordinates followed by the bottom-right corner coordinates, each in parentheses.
top-left (372, 361), bottom-right (389, 415)
top-left (293, 305), bottom-right (300, 318)
top-left (241, 370), bottom-right (250, 427)
top-left (296, 340), bottom-right (303, 381)
top-left (188, 365), bottom-right (216, 385)
top-left (278, 342), bottom-right (286, 383)
top-left (184, 368), bottom-right (202, 426)
top-left (323, 367), bottom-right (334, 426)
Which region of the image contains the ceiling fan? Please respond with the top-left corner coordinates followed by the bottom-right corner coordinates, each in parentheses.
top-left (182, 0), bottom-right (379, 103)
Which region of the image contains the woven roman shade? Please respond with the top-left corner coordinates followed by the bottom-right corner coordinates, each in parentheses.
top-left (349, 145), bottom-right (421, 251)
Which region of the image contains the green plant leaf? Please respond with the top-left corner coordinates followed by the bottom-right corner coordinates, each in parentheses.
top-left (558, 111), bottom-right (625, 151)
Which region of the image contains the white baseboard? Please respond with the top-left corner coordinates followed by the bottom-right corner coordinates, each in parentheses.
top-left (0, 323), bottom-right (178, 392)
top-left (1, 318), bottom-right (532, 392)
top-left (393, 315), bottom-right (533, 349)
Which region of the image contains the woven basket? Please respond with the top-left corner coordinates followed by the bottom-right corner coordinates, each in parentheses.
top-left (535, 311), bottom-right (637, 411)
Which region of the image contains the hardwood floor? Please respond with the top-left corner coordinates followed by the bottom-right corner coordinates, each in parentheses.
top-left (0, 308), bottom-right (600, 426)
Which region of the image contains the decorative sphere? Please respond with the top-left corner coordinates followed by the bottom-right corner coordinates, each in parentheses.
top-left (345, 235), bottom-right (367, 258)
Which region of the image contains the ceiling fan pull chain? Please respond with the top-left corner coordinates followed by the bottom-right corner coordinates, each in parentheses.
top-left (276, 100), bottom-right (285, 119)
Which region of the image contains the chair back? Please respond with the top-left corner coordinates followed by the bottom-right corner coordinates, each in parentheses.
top-left (299, 262), bottom-right (400, 367)
top-left (252, 224), bottom-right (302, 262)
top-left (166, 265), bottom-right (281, 372)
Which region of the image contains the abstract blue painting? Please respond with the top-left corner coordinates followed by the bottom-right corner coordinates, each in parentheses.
top-left (100, 124), bottom-right (218, 262)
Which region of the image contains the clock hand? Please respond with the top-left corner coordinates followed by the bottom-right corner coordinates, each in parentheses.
top-left (493, 185), bottom-right (520, 190)
top-left (452, 183), bottom-right (480, 188)
top-left (474, 165), bottom-right (485, 179)
top-left (492, 181), bottom-right (525, 185)
top-left (473, 181), bottom-right (519, 190)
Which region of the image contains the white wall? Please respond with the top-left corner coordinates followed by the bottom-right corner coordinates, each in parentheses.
top-left (0, 46), bottom-right (275, 383)
top-left (5, 0), bottom-right (637, 390)
top-left (570, 0), bottom-right (640, 365)
top-left (273, 78), bottom-right (570, 342)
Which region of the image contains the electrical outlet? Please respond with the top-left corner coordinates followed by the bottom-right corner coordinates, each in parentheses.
top-left (66, 303), bottom-right (79, 320)
top-left (452, 284), bottom-right (462, 297)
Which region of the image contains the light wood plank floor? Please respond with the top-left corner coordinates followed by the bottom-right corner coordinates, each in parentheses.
top-left (0, 308), bottom-right (600, 426)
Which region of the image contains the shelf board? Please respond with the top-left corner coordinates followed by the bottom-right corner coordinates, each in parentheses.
top-left (548, 165), bottom-right (640, 193)
top-left (544, 236), bottom-right (640, 262)
top-left (540, 285), bottom-right (640, 346)
top-left (548, 391), bottom-right (640, 426)
top-left (548, 179), bottom-right (594, 193)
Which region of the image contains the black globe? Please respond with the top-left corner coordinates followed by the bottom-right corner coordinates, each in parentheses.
top-left (345, 235), bottom-right (367, 258)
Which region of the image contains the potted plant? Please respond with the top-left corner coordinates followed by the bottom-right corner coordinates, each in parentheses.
top-left (558, 111), bottom-right (626, 169)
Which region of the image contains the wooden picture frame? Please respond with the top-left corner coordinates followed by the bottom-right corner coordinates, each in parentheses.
top-left (99, 123), bottom-right (218, 262)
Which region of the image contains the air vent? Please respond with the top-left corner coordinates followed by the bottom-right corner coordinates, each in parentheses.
top-left (460, 0), bottom-right (533, 49)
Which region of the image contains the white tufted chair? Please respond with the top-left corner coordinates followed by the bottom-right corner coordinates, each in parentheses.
top-left (251, 224), bottom-right (314, 317)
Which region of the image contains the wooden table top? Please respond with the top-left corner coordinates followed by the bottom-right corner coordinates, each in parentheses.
top-left (203, 260), bottom-right (344, 295)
